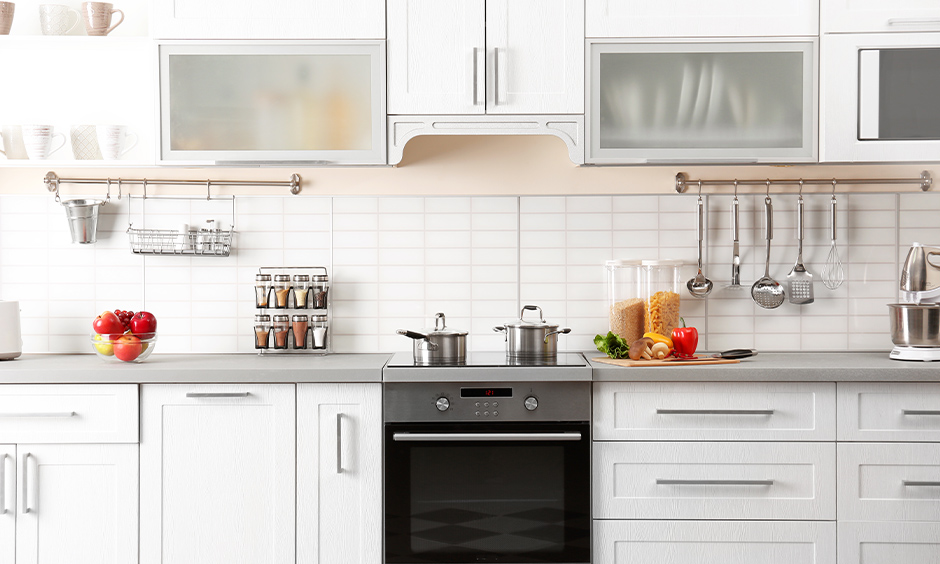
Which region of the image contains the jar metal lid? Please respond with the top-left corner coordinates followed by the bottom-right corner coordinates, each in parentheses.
top-left (254, 314), bottom-right (271, 322)
top-left (293, 274), bottom-right (310, 282)
top-left (273, 315), bottom-right (290, 322)
top-left (310, 315), bottom-right (328, 322)
top-left (255, 273), bottom-right (272, 282)
top-left (292, 315), bottom-right (309, 322)
top-left (641, 259), bottom-right (684, 266)
top-left (274, 274), bottom-right (291, 282)
top-left (311, 274), bottom-right (329, 282)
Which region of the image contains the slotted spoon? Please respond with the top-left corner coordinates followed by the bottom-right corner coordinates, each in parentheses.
top-left (787, 193), bottom-right (814, 304)
top-left (751, 196), bottom-right (785, 309)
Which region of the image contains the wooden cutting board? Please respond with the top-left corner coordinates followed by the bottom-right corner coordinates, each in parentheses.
top-left (592, 356), bottom-right (741, 367)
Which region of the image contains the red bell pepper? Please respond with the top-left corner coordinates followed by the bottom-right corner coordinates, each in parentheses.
top-left (671, 318), bottom-right (698, 359)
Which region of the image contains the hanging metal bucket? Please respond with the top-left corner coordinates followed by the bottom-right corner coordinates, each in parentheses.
top-left (61, 199), bottom-right (104, 244)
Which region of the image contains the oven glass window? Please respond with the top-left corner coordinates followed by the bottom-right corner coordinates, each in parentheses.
top-left (860, 48), bottom-right (940, 141)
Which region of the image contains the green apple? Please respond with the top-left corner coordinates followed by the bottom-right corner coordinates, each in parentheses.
top-left (93, 334), bottom-right (114, 356)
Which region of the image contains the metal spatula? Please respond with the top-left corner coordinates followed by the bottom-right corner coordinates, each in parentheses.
top-left (787, 195), bottom-right (814, 304)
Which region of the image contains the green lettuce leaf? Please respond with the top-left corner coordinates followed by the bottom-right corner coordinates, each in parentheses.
top-left (594, 331), bottom-right (630, 359)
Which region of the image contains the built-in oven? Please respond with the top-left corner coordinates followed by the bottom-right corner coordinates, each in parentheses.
top-left (383, 377), bottom-right (591, 564)
top-left (822, 31), bottom-right (940, 162)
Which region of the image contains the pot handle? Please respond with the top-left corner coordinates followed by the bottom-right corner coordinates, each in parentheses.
top-left (543, 327), bottom-right (571, 343)
top-left (493, 326), bottom-right (506, 333)
top-left (397, 329), bottom-right (429, 341)
top-left (521, 305), bottom-right (544, 322)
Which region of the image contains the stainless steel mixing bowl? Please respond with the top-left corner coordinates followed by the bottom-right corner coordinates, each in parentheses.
top-left (889, 303), bottom-right (940, 347)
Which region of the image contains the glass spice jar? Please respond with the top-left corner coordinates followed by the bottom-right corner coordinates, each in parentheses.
top-left (272, 315), bottom-right (290, 350)
top-left (253, 314), bottom-right (271, 349)
top-left (273, 274), bottom-right (292, 308)
top-left (254, 273), bottom-right (272, 308)
top-left (310, 314), bottom-right (328, 350)
top-left (311, 274), bottom-right (329, 310)
top-left (292, 315), bottom-right (309, 349)
top-left (292, 274), bottom-right (310, 308)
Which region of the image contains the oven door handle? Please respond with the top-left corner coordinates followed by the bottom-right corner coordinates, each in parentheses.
top-left (392, 432), bottom-right (582, 442)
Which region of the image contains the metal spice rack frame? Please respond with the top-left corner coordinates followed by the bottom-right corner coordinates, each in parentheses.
top-left (255, 266), bottom-right (332, 355)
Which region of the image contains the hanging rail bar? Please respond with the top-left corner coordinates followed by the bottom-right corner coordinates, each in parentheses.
top-left (44, 171), bottom-right (303, 195)
top-left (675, 171), bottom-right (931, 194)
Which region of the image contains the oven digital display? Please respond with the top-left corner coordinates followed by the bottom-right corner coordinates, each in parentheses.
top-left (460, 387), bottom-right (512, 398)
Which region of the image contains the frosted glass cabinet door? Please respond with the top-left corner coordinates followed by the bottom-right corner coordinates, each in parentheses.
top-left (588, 41), bottom-right (817, 164)
top-left (159, 42), bottom-right (386, 164)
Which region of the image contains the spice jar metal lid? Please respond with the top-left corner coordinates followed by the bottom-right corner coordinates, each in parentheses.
top-left (274, 274), bottom-right (291, 282)
top-left (293, 274), bottom-right (310, 282)
top-left (292, 315), bottom-right (309, 322)
top-left (311, 274), bottom-right (329, 282)
top-left (273, 315), bottom-right (290, 323)
top-left (254, 314), bottom-right (271, 323)
top-left (311, 314), bottom-right (328, 322)
top-left (255, 273), bottom-right (272, 282)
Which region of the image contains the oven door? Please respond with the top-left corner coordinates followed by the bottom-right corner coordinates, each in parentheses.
top-left (385, 421), bottom-right (590, 564)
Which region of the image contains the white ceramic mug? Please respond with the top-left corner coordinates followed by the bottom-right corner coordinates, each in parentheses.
top-left (22, 125), bottom-right (66, 160)
top-left (0, 125), bottom-right (28, 160)
top-left (70, 124), bottom-right (101, 159)
top-left (39, 4), bottom-right (80, 35)
top-left (96, 125), bottom-right (137, 160)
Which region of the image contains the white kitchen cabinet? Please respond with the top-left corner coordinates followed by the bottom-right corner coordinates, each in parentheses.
top-left (822, 0), bottom-right (940, 33)
top-left (153, 0), bottom-right (385, 39)
top-left (839, 522), bottom-right (940, 564)
top-left (297, 383), bottom-right (381, 564)
top-left (387, 0), bottom-right (583, 115)
top-left (839, 442), bottom-right (940, 522)
top-left (587, 0), bottom-right (818, 38)
top-left (837, 382), bottom-right (940, 441)
top-left (140, 384), bottom-right (296, 564)
top-left (15, 444), bottom-right (138, 564)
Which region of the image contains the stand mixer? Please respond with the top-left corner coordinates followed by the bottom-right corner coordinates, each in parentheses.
top-left (890, 243), bottom-right (940, 361)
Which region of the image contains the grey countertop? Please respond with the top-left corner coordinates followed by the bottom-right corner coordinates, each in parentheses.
top-left (0, 353), bottom-right (392, 384)
top-left (588, 352), bottom-right (940, 382)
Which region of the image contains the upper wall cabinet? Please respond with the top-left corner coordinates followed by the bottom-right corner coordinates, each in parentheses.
top-left (822, 0), bottom-right (940, 33)
top-left (587, 0), bottom-right (818, 38)
top-left (158, 42), bottom-right (386, 165)
top-left (153, 0), bottom-right (385, 39)
top-left (387, 0), bottom-right (583, 115)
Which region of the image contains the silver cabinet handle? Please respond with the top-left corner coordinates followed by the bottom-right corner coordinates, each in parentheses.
top-left (492, 47), bottom-right (499, 106)
top-left (657, 479), bottom-right (774, 486)
top-left (185, 392), bottom-right (251, 398)
top-left (394, 432), bottom-right (581, 442)
top-left (472, 48), bottom-right (480, 106)
top-left (0, 454), bottom-right (8, 515)
top-left (0, 412), bottom-right (76, 418)
top-left (22, 453), bottom-right (35, 514)
top-left (656, 409), bottom-right (775, 415)
top-left (888, 18), bottom-right (940, 26)
top-left (903, 480), bottom-right (940, 487)
top-left (902, 410), bottom-right (940, 416)
top-left (336, 413), bottom-right (344, 474)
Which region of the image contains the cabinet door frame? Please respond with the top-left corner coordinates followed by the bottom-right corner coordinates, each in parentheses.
top-left (0, 445), bottom-right (13, 564)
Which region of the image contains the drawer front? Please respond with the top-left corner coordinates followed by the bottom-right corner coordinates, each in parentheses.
top-left (593, 441), bottom-right (835, 520)
top-left (0, 384), bottom-right (138, 443)
top-left (594, 520), bottom-right (836, 564)
top-left (838, 383), bottom-right (940, 442)
top-left (594, 382), bottom-right (835, 441)
top-left (839, 443), bottom-right (940, 522)
top-left (839, 521), bottom-right (940, 564)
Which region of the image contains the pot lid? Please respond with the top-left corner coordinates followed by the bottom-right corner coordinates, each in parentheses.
top-left (424, 312), bottom-right (468, 336)
top-left (503, 305), bottom-right (557, 328)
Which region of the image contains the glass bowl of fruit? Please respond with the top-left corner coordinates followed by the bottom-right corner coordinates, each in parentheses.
top-left (91, 310), bottom-right (158, 363)
top-left (92, 333), bottom-right (157, 363)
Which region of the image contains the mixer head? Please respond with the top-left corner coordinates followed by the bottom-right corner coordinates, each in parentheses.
top-left (900, 243), bottom-right (940, 304)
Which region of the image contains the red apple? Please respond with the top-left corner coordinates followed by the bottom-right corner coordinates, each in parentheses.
top-left (93, 311), bottom-right (125, 336)
top-left (113, 334), bottom-right (142, 362)
top-left (130, 311), bottom-right (157, 340)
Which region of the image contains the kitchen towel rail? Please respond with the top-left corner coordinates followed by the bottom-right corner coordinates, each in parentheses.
top-left (675, 171), bottom-right (932, 193)
top-left (44, 171), bottom-right (304, 196)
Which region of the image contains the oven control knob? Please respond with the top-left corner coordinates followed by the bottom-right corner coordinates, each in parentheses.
top-left (435, 397), bottom-right (450, 412)
top-left (524, 396), bottom-right (539, 411)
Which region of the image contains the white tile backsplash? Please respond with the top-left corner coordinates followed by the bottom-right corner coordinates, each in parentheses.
top-left (1, 191), bottom-right (932, 354)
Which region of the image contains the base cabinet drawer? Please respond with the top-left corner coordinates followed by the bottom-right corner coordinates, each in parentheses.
top-left (839, 443), bottom-right (940, 521)
top-left (838, 383), bottom-right (940, 442)
top-left (839, 522), bottom-right (940, 564)
top-left (594, 520), bottom-right (836, 564)
top-left (594, 382), bottom-right (835, 441)
top-left (594, 441), bottom-right (835, 520)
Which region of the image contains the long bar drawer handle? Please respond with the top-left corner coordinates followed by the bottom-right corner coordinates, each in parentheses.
top-left (903, 480), bottom-right (940, 487)
top-left (336, 413), bottom-right (344, 474)
top-left (393, 432), bottom-right (581, 442)
top-left (0, 412), bottom-right (76, 418)
top-left (657, 479), bottom-right (775, 486)
top-left (22, 453), bottom-right (35, 514)
top-left (656, 409), bottom-right (775, 415)
top-left (902, 410), bottom-right (940, 416)
top-left (185, 392), bottom-right (251, 398)
top-left (888, 18), bottom-right (940, 26)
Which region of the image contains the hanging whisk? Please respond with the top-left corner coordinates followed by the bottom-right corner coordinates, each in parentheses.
top-left (822, 181), bottom-right (844, 290)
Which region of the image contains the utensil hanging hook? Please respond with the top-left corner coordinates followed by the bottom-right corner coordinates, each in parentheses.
top-left (765, 179), bottom-right (772, 205)
top-left (103, 178), bottom-right (111, 206)
top-left (733, 179), bottom-right (739, 200)
top-left (142, 178), bottom-right (147, 198)
top-left (116, 178), bottom-right (122, 201)
top-left (831, 178), bottom-right (837, 195)
top-left (53, 180), bottom-right (60, 203)
top-left (798, 179), bottom-right (804, 202)
top-left (206, 180), bottom-right (211, 201)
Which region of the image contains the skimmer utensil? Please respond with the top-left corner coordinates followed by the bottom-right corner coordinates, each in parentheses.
top-left (751, 193), bottom-right (785, 309)
top-left (787, 185), bottom-right (814, 304)
top-left (822, 182), bottom-right (844, 290)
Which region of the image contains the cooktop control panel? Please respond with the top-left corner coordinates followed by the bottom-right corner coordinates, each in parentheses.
top-left (384, 381), bottom-right (591, 422)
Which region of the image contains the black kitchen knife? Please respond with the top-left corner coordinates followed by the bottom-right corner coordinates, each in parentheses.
top-left (670, 349), bottom-right (758, 361)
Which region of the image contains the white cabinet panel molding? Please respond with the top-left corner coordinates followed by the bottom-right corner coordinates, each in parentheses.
top-left (839, 521), bottom-right (940, 564)
top-left (838, 382), bottom-right (940, 441)
top-left (839, 442), bottom-right (940, 522)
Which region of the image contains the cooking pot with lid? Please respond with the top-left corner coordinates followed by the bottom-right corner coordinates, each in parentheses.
top-left (494, 305), bottom-right (571, 360)
top-left (397, 312), bottom-right (467, 365)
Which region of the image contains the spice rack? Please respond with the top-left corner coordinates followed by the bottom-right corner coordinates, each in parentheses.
top-left (253, 266), bottom-right (331, 355)
top-left (126, 192), bottom-right (236, 257)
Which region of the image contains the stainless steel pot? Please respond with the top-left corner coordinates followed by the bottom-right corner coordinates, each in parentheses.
top-left (494, 305), bottom-right (571, 360)
top-left (889, 303), bottom-right (940, 347)
top-left (397, 312), bottom-right (467, 365)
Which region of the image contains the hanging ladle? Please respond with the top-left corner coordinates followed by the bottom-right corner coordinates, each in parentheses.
top-left (687, 181), bottom-right (713, 298)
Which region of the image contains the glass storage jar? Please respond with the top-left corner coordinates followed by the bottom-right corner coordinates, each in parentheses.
top-left (254, 314), bottom-right (271, 349)
top-left (642, 260), bottom-right (683, 338)
top-left (274, 274), bottom-right (292, 308)
top-left (292, 274), bottom-right (310, 308)
top-left (254, 273), bottom-right (272, 308)
top-left (272, 315), bottom-right (290, 349)
top-left (605, 260), bottom-right (644, 344)
top-left (310, 314), bottom-right (328, 350)
top-left (311, 274), bottom-right (329, 309)
top-left (292, 315), bottom-right (309, 349)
